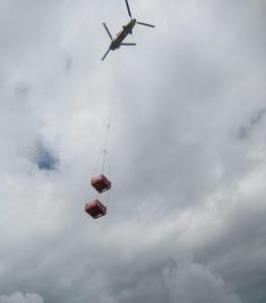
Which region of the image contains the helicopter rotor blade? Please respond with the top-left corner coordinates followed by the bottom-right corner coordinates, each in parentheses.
top-left (125, 0), bottom-right (132, 18)
top-left (136, 21), bottom-right (155, 28)
top-left (121, 43), bottom-right (136, 46)
top-left (101, 48), bottom-right (111, 61)
top-left (102, 23), bottom-right (113, 40)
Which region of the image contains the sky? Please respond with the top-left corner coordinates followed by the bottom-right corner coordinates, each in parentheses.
top-left (0, 0), bottom-right (266, 302)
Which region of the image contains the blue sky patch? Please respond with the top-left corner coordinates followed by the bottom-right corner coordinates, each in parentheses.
top-left (37, 146), bottom-right (58, 171)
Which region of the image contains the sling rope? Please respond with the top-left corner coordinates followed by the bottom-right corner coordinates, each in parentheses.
top-left (101, 93), bottom-right (113, 175)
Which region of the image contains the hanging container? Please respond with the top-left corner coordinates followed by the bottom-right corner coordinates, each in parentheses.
top-left (85, 200), bottom-right (107, 219)
top-left (91, 174), bottom-right (111, 193)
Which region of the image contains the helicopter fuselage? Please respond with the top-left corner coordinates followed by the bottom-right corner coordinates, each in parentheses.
top-left (110, 19), bottom-right (136, 50)
top-left (101, 0), bottom-right (155, 60)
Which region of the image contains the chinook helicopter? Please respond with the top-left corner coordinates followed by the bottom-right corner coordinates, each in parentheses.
top-left (101, 0), bottom-right (155, 61)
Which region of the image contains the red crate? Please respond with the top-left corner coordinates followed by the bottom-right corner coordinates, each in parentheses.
top-left (85, 200), bottom-right (107, 219)
top-left (91, 174), bottom-right (111, 193)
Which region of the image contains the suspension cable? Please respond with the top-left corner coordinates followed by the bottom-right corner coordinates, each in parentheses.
top-left (101, 97), bottom-right (113, 175)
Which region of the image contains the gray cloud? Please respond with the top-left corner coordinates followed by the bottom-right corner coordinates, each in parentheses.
top-left (163, 259), bottom-right (242, 303)
top-left (0, 293), bottom-right (43, 303)
top-left (0, 0), bottom-right (266, 302)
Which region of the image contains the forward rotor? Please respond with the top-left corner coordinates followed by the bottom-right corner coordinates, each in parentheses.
top-left (125, 0), bottom-right (132, 18)
top-left (136, 21), bottom-right (155, 28)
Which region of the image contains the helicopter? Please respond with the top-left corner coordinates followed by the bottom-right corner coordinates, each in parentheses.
top-left (101, 0), bottom-right (155, 61)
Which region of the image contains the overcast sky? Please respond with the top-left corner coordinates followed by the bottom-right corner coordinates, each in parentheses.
top-left (0, 0), bottom-right (266, 302)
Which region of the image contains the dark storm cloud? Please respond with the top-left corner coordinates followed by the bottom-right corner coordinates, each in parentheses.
top-left (238, 108), bottom-right (266, 139)
top-left (0, 0), bottom-right (266, 302)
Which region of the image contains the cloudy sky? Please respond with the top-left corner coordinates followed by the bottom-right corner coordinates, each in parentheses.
top-left (0, 0), bottom-right (266, 302)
